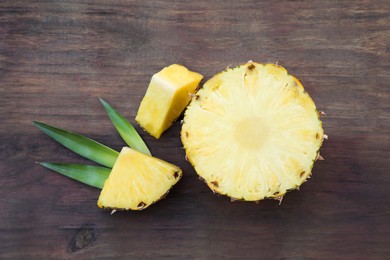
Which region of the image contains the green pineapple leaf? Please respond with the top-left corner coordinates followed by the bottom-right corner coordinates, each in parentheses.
top-left (99, 98), bottom-right (151, 155)
top-left (33, 121), bottom-right (119, 168)
top-left (39, 162), bottom-right (110, 189)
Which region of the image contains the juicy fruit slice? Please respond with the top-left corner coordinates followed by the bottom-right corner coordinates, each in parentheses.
top-left (136, 64), bottom-right (203, 138)
top-left (181, 62), bottom-right (324, 202)
top-left (98, 147), bottom-right (182, 210)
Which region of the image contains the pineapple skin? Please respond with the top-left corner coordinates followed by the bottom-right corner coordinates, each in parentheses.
top-left (181, 62), bottom-right (324, 202)
top-left (136, 64), bottom-right (203, 139)
top-left (98, 147), bottom-right (182, 211)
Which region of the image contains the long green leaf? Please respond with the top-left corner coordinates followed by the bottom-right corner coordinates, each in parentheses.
top-left (33, 121), bottom-right (119, 168)
top-left (39, 162), bottom-right (110, 189)
top-left (99, 98), bottom-right (151, 155)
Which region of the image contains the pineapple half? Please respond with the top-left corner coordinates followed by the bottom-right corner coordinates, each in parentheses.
top-left (136, 64), bottom-right (203, 139)
top-left (98, 147), bottom-right (182, 210)
top-left (181, 62), bottom-right (324, 202)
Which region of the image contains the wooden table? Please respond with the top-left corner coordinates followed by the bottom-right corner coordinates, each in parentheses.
top-left (1, 0), bottom-right (389, 258)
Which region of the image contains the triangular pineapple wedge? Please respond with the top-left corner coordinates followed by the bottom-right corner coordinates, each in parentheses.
top-left (98, 147), bottom-right (182, 210)
top-left (181, 62), bottom-right (324, 202)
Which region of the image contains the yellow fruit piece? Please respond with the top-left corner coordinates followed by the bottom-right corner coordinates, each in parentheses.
top-left (98, 147), bottom-right (182, 210)
top-left (181, 62), bottom-right (324, 202)
top-left (136, 64), bottom-right (203, 138)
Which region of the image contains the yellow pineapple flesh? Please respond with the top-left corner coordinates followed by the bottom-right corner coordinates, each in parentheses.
top-left (136, 64), bottom-right (203, 138)
top-left (181, 62), bottom-right (324, 202)
top-left (98, 147), bottom-right (182, 210)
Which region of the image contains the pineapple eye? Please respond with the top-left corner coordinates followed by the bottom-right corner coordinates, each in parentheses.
top-left (211, 181), bottom-right (219, 188)
top-left (137, 201), bottom-right (147, 209)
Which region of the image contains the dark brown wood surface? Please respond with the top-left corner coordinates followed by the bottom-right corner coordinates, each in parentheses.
top-left (1, 0), bottom-right (389, 259)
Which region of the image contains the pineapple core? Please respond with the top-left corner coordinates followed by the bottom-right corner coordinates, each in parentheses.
top-left (136, 64), bottom-right (203, 138)
top-left (98, 147), bottom-right (182, 210)
top-left (181, 62), bottom-right (324, 202)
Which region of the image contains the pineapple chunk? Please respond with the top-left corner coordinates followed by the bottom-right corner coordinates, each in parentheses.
top-left (136, 64), bottom-right (203, 138)
top-left (98, 147), bottom-right (182, 210)
top-left (181, 62), bottom-right (324, 202)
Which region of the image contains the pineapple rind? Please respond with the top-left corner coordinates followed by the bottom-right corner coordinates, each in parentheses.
top-left (98, 147), bottom-right (182, 210)
top-left (181, 62), bottom-right (324, 202)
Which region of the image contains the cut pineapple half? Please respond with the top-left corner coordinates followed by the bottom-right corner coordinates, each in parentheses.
top-left (98, 147), bottom-right (182, 210)
top-left (136, 64), bottom-right (203, 139)
top-left (181, 62), bottom-right (324, 202)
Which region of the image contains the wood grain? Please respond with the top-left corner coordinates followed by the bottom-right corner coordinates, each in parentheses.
top-left (1, 0), bottom-right (389, 259)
